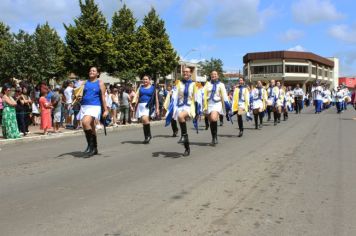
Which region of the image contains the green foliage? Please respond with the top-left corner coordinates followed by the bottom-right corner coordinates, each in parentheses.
top-left (64, 0), bottom-right (114, 78)
top-left (109, 4), bottom-right (138, 77)
top-left (0, 22), bottom-right (15, 84)
top-left (34, 22), bottom-right (66, 83)
top-left (199, 58), bottom-right (225, 79)
top-left (141, 8), bottom-right (178, 80)
top-left (135, 26), bottom-right (153, 77)
top-left (12, 30), bottom-right (40, 82)
top-left (118, 69), bottom-right (137, 85)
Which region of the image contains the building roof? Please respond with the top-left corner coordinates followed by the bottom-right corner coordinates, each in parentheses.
top-left (243, 51), bottom-right (334, 68)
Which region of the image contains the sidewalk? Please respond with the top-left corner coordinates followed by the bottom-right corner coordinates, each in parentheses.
top-left (0, 120), bottom-right (165, 146)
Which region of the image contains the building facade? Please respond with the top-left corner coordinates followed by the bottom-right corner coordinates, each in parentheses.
top-left (243, 51), bottom-right (339, 90)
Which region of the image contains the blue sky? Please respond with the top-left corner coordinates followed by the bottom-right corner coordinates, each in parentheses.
top-left (1, 0), bottom-right (356, 76)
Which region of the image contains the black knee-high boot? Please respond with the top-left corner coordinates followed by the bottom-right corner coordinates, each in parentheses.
top-left (178, 122), bottom-right (188, 143)
top-left (277, 113), bottom-right (281, 123)
top-left (143, 124), bottom-right (151, 144)
top-left (267, 106), bottom-right (272, 121)
top-left (219, 114), bottom-right (224, 126)
top-left (171, 119), bottom-right (178, 137)
top-left (83, 130), bottom-right (92, 153)
top-left (183, 134), bottom-right (190, 156)
top-left (205, 116), bottom-right (209, 130)
top-left (210, 121), bottom-right (218, 145)
top-left (254, 114), bottom-right (259, 129)
top-left (89, 133), bottom-right (98, 156)
top-left (259, 112), bottom-right (264, 127)
top-left (273, 111), bottom-right (278, 125)
top-left (238, 115), bottom-right (243, 137)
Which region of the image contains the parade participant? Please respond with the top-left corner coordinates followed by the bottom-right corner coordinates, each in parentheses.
top-left (203, 71), bottom-right (230, 145)
top-left (250, 80), bottom-right (267, 129)
top-left (293, 84), bottom-right (304, 114)
top-left (164, 84), bottom-right (179, 137)
top-left (133, 75), bottom-right (159, 144)
top-left (342, 85), bottom-right (350, 110)
top-left (283, 85), bottom-right (291, 121)
top-left (77, 67), bottom-right (109, 157)
top-left (322, 85), bottom-right (332, 109)
top-left (273, 81), bottom-right (285, 125)
top-left (266, 80), bottom-right (276, 121)
top-left (335, 86), bottom-right (344, 113)
top-left (166, 67), bottom-right (197, 156)
top-left (312, 81), bottom-right (323, 114)
top-left (232, 78), bottom-right (250, 137)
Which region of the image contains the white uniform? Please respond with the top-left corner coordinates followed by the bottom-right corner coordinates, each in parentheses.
top-left (322, 89), bottom-right (332, 103)
top-left (250, 87), bottom-right (266, 110)
top-left (312, 86), bottom-right (323, 101)
top-left (204, 81), bottom-right (229, 115)
top-left (173, 80), bottom-right (196, 120)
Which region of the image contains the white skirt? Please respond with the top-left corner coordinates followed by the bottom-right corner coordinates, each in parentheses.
top-left (173, 105), bottom-right (191, 120)
top-left (207, 101), bottom-right (223, 115)
top-left (136, 103), bottom-right (150, 118)
top-left (252, 100), bottom-right (263, 110)
top-left (78, 105), bottom-right (101, 120)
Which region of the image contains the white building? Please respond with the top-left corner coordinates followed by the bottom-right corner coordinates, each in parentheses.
top-left (243, 51), bottom-right (339, 91)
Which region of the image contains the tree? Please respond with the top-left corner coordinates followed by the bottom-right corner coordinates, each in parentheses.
top-left (64, 0), bottom-right (114, 77)
top-left (199, 58), bottom-right (224, 79)
top-left (0, 22), bottom-right (15, 84)
top-left (34, 22), bottom-right (66, 83)
top-left (109, 4), bottom-right (138, 77)
top-left (12, 30), bottom-right (40, 82)
top-left (135, 26), bottom-right (153, 77)
top-left (141, 8), bottom-right (178, 80)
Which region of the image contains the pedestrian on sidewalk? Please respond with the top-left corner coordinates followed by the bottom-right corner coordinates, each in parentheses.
top-left (51, 88), bottom-right (62, 133)
top-left (39, 86), bottom-right (53, 135)
top-left (77, 66), bottom-right (108, 157)
top-left (1, 84), bottom-right (21, 139)
top-left (119, 86), bottom-right (130, 125)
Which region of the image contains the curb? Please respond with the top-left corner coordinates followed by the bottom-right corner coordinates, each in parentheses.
top-left (0, 120), bottom-right (165, 146)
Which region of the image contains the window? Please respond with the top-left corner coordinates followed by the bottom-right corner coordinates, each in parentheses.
top-left (285, 65), bottom-right (308, 73)
top-left (250, 65), bottom-right (282, 74)
top-left (312, 67), bottom-right (316, 75)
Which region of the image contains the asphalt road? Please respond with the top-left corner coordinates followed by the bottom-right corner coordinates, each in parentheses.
top-left (0, 107), bottom-right (355, 236)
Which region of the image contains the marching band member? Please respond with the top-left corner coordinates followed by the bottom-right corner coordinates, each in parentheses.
top-left (322, 85), bottom-right (332, 110)
top-left (335, 86), bottom-right (344, 113)
top-left (274, 81), bottom-right (285, 125)
top-left (203, 71), bottom-right (231, 145)
top-left (163, 84), bottom-right (179, 137)
top-left (78, 67), bottom-right (109, 157)
top-left (250, 81), bottom-right (267, 129)
top-left (266, 80), bottom-right (276, 121)
top-left (293, 84), bottom-right (304, 114)
top-left (283, 86), bottom-right (293, 121)
top-left (166, 67), bottom-right (198, 156)
top-left (312, 81), bottom-right (323, 114)
top-left (133, 75), bottom-right (159, 144)
top-left (232, 78), bottom-right (250, 137)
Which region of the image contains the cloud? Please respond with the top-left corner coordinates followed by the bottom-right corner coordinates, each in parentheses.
top-left (116, 0), bottom-right (175, 20)
top-left (214, 0), bottom-right (275, 37)
top-left (328, 24), bottom-right (356, 44)
top-left (292, 0), bottom-right (344, 24)
top-left (280, 29), bottom-right (304, 42)
top-left (287, 45), bottom-right (307, 52)
top-left (181, 0), bottom-right (275, 37)
top-left (181, 0), bottom-right (212, 28)
top-left (334, 50), bottom-right (356, 76)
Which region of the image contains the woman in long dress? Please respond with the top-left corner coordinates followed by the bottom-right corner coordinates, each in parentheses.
top-left (1, 84), bottom-right (21, 139)
top-left (39, 88), bottom-right (53, 135)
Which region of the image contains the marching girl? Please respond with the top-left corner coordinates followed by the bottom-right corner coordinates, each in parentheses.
top-left (78, 67), bottom-right (109, 157)
top-left (274, 81), bottom-right (285, 125)
top-left (283, 86), bottom-right (294, 121)
top-left (133, 75), bottom-right (159, 144)
top-left (232, 78), bottom-right (250, 137)
top-left (165, 67), bottom-right (198, 156)
top-left (203, 71), bottom-right (230, 145)
top-left (250, 81), bottom-right (267, 129)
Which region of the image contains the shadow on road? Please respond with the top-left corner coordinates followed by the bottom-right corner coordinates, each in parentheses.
top-left (152, 151), bottom-right (183, 158)
top-left (189, 142), bottom-right (212, 147)
top-left (56, 151), bottom-right (93, 158)
top-left (152, 134), bottom-right (174, 138)
top-left (121, 140), bottom-right (145, 144)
